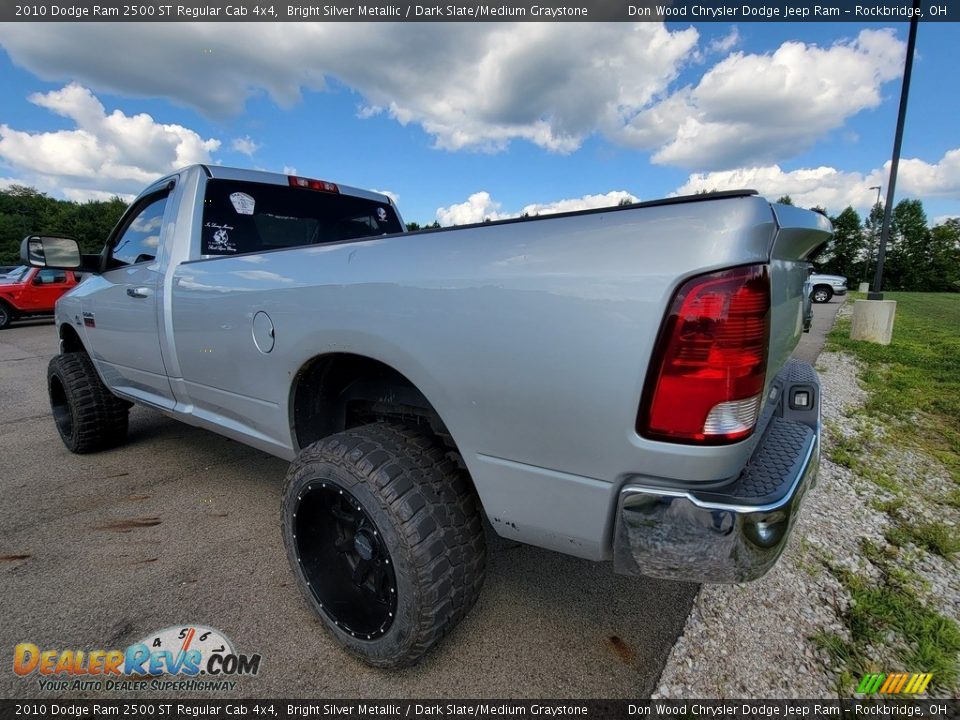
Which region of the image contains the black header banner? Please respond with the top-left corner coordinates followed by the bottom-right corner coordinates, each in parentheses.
top-left (0, 700), bottom-right (958, 720)
top-left (2, 0), bottom-right (958, 22)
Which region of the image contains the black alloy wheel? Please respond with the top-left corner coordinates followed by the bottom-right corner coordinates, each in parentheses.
top-left (292, 482), bottom-right (397, 639)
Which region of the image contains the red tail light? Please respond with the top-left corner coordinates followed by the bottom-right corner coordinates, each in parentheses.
top-left (639, 264), bottom-right (770, 444)
top-left (289, 176), bottom-right (339, 193)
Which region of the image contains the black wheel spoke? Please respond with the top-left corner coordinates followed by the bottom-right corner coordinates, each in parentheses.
top-left (293, 483), bottom-right (397, 638)
top-left (351, 558), bottom-right (371, 585)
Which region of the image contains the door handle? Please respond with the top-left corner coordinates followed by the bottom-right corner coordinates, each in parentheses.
top-left (126, 287), bottom-right (151, 298)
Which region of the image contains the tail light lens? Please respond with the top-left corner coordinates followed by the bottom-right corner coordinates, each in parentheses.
top-left (638, 264), bottom-right (770, 444)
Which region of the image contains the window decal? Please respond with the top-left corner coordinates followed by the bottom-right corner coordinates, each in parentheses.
top-left (230, 192), bottom-right (256, 215)
top-left (205, 222), bottom-right (237, 253)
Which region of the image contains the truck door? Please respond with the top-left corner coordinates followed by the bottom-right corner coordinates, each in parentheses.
top-left (85, 184), bottom-right (175, 408)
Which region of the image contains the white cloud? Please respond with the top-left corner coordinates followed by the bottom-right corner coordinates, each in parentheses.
top-left (231, 136), bottom-right (261, 157)
top-left (0, 84), bottom-right (220, 199)
top-left (62, 187), bottom-right (135, 203)
top-left (436, 190), bottom-right (638, 226)
top-left (281, 165), bottom-right (298, 176)
top-left (621, 29), bottom-right (905, 170)
top-left (436, 192), bottom-right (504, 226)
top-left (0, 23), bottom-right (698, 155)
top-left (674, 148), bottom-right (960, 215)
top-left (0, 25), bottom-right (911, 178)
top-left (708, 27), bottom-right (741, 54)
top-left (369, 188), bottom-right (399, 204)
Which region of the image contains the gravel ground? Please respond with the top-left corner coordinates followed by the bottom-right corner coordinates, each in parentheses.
top-left (652, 304), bottom-right (960, 699)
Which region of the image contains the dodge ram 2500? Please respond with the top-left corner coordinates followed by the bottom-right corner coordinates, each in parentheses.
top-left (24, 164), bottom-right (831, 667)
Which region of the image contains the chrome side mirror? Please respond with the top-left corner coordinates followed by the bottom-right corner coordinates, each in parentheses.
top-left (20, 235), bottom-right (82, 269)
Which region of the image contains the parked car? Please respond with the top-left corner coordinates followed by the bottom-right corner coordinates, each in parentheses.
top-left (808, 273), bottom-right (847, 303)
top-left (24, 165), bottom-right (831, 667)
top-left (0, 266), bottom-right (83, 329)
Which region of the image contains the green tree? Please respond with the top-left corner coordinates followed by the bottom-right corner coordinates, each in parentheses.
top-left (885, 199), bottom-right (929, 290)
top-left (821, 207), bottom-right (866, 280)
top-left (776, 195), bottom-right (794, 205)
top-left (0, 187), bottom-right (128, 264)
top-left (926, 219), bottom-right (960, 292)
top-left (862, 202), bottom-right (884, 285)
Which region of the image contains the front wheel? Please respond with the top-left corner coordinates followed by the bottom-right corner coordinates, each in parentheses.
top-left (281, 422), bottom-right (486, 668)
top-left (0, 301), bottom-right (12, 329)
top-left (47, 352), bottom-right (130, 453)
top-left (811, 285), bottom-right (833, 303)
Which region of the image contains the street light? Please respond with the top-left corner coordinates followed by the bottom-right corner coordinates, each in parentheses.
top-left (865, 186), bottom-right (882, 283)
top-left (872, 0), bottom-right (921, 298)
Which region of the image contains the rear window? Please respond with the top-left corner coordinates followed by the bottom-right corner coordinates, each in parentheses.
top-left (200, 179), bottom-right (402, 256)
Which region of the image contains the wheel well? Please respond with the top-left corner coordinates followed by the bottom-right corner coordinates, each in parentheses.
top-left (291, 353), bottom-right (454, 453)
top-left (59, 324), bottom-right (86, 353)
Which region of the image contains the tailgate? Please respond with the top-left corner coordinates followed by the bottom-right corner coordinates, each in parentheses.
top-left (766, 203), bottom-right (833, 385)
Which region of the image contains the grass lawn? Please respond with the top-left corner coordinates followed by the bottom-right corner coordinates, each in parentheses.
top-left (820, 292), bottom-right (960, 695)
top-left (827, 292), bottom-right (960, 485)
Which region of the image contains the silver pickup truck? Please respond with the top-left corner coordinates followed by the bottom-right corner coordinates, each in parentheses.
top-left (23, 165), bottom-right (831, 667)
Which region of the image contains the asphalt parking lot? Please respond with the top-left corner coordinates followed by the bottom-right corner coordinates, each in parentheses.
top-left (1, 321), bottom-right (698, 699)
top-left (1, 299), bottom-right (841, 699)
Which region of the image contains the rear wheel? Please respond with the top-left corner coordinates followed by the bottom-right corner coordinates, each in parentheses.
top-left (0, 301), bottom-right (12, 329)
top-left (282, 422), bottom-right (486, 667)
top-left (47, 352), bottom-right (130, 453)
top-left (811, 285), bottom-right (833, 303)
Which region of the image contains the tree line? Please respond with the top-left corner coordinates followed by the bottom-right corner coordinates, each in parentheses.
top-left (0, 186), bottom-right (127, 265)
top-left (777, 195), bottom-right (960, 292)
top-left (1, 185), bottom-right (957, 293)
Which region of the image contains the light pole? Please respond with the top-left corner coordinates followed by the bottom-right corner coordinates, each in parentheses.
top-left (872, 0), bottom-right (921, 298)
top-left (865, 186), bottom-right (881, 282)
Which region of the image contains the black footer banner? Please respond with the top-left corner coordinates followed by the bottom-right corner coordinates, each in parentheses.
top-left (1, 699), bottom-right (958, 720)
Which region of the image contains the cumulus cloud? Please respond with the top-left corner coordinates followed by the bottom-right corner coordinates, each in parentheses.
top-left (0, 25), bottom-right (911, 174)
top-left (621, 29), bottom-right (906, 170)
top-left (231, 136), bottom-right (261, 157)
top-left (708, 27), bottom-right (741, 54)
top-left (0, 23), bottom-right (698, 155)
top-left (0, 84), bottom-right (220, 198)
top-left (62, 187), bottom-right (135, 203)
top-left (674, 148), bottom-right (960, 215)
top-left (436, 190), bottom-right (638, 226)
top-left (369, 188), bottom-right (399, 204)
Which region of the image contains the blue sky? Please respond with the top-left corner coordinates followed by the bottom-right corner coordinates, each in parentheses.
top-left (0, 21), bottom-right (957, 226)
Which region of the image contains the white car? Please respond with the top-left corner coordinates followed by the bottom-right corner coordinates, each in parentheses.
top-left (809, 273), bottom-right (847, 303)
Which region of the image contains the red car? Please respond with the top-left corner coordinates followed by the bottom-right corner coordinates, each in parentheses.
top-left (0, 266), bottom-right (83, 329)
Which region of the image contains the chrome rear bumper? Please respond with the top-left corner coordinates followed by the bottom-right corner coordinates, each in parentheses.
top-left (614, 360), bottom-right (820, 583)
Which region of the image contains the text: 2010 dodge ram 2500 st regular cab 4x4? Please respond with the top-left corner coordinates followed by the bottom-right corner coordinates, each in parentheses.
top-left (25, 165), bottom-right (831, 667)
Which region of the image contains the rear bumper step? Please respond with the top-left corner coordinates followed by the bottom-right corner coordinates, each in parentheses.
top-left (613, 361), bottom-right (821, 583)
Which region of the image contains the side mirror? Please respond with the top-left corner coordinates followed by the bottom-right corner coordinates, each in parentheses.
top-left (20, 235), bottom-right (81, 269)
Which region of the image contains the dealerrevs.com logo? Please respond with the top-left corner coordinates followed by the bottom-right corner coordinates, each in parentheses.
top-left (13, 625), bottom-right (261, 693)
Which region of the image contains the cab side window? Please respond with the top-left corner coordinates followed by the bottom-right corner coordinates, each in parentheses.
top-left (111, 195), bottom-right (168, 266)
top-left (36, 269), bottom-right (67, 284)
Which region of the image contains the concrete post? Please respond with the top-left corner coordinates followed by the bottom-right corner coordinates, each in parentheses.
top-left (858, 282), bottom-right (870, 293)
top-left (850, 300), bottom-right (897, 345)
